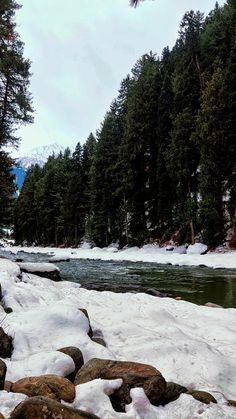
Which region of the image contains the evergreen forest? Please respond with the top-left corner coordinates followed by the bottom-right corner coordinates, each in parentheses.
top-left (4, 1), bottom-right (236, 248)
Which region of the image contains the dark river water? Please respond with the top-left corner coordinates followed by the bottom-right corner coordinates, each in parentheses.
top-left (1, 249), bottom-right (236, 308)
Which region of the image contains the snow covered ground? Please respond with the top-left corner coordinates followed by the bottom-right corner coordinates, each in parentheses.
top-left (0, 257), bottom-right (236, 417)
top-left (2, 242), bottom-right (236, 269)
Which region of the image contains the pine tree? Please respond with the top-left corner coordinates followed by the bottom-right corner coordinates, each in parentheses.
top-left (90, 108), bottom-right (123, 246)
top-left (121, 53), bottom-right (161, 245)
top-left (166, 11), bottom-right (204, 243)
top-left (0, 151), bottom-right (15, 232)
top-left (197, 65), bottom-right (227, 245)
top-left (0, 0), bottom-right (33, 227)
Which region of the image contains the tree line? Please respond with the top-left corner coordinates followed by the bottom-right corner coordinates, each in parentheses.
top-left (14, 0), bottom-right (236, 248)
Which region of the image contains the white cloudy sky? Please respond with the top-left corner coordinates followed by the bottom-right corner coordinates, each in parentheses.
top-left (13, 0), bottom-right (225, 157)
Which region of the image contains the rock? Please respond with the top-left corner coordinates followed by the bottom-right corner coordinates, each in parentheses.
top-left (4, 380), bottom-right (13, 392)
top-left (58, 347), bottom-right (84, 381)
top-left (187, 390), bottom-right (217, 404)
top-left (49, 256), bottom-right (70, 263)
top-left (91, 337), bottom-right (106, 347)
top-left (204, 302), bottom-right (223, 308)
top-left (146, 288), bottom-right (172, 298)
top-left (187, 243), bottom-right (208, 255)
top-left (158, 382), bottom-right (187, 405)
top-left (79, 309), bottom-right (93, 338)
top-left (10, 396), bottom-right (100, 419)
top-left (0, 359), bottom-right (7, 390)
top-left (166, 246), bottom-right (174, 251)
top-left (18, 262), bottom-right (61, 281)
top-left (4, 307), bottom-right (13, 313)
top-left (15, 258), bottom-right (23, 262)
top-left (0, 414), bottom-right (5, 419)
top-left (146, 288), bottom-right (162, 297)
top-left (91, 329), bottom-right (106, 347)
top-left (228, 400), bottom-right (236, 407)
top-left (74, 358), bottom-right (166, 411)
top-left (0, 327), bottom-right (13, 358)
top-left (12, 375), bottom-right (75, 403)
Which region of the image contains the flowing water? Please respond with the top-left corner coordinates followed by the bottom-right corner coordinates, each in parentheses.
top-left (1, 249), bottom-right (236, 308)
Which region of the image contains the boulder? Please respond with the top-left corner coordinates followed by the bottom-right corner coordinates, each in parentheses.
top-left (12, 375), bottom-right (75, 403)
top-left (0, 414), bottom-right (5, 419)
top-left (74, 358), bottom-right (166, 411)
top-left (18, 263), bottom-right (61, 281)
top-left (228, 400), bottom-right (236, 407)
top-left (0, 359), bottom-right (7, 390)
top-left (187, 390), bottom-right (217, 404)
top-left (58, 347), bottom-right (84, 381)
top-left (158, 382), bottom-right (187, 405)
top-left (0, 327), bottom-right (13, 358)
top-left (10, 396), bottom-right (100, 419)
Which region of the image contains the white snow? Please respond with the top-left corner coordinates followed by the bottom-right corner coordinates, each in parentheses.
top-left (187, 243), bottom-right (208, 255)
top-left (0, 391), bottom-right (27, 419)
top-left (67, 378), bottom-right (126, 418)
top-left (4, 243), bottom-right (236, 269)
top-left (17, 262), bottom-right (59, 273)
top-left (0, 257), bottom-right (236, 417)
top-left (49, 255), bottom-right (70, 262)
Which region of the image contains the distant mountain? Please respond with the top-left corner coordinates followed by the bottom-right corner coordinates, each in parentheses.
top-left (30, 143), bottom-right (65, 162)
top-left (17, 143), bottom-right (65, 168)
top-left (16, 156), bottom-right (44, 169)
top-left (13, 143), bottom-right (65, 194)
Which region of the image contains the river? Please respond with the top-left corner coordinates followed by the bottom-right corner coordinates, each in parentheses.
top-left (1, 249), bottom-right (236, 308)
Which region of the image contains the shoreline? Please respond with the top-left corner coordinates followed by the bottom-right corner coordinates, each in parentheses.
top-left (2, 243), bottom-right (236, 270)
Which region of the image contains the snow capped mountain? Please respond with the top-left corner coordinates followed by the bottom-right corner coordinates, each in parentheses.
top-left (13, 143), bottom-right (65, 193)
top-left (17, 143), bottom-right (65, 168)
top-left (16, 156), bottom-right (44, 169)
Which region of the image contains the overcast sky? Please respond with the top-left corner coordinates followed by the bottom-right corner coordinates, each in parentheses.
top-left (13, 0), bottom-right (225, 157)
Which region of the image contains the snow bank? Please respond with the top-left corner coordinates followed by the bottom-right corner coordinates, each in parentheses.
top-left (4, 244), bottom-right (236, 269)
top-left (17, 262), bottom-right (59, 273)
top-left (187, 243), bottom-right (208, 255)
top-left (0, 259), bottom-right (236, 417)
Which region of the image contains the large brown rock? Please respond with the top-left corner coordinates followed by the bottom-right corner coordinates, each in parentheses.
top-left (0, 359), bottom-right (7, 390)
top-left (0, 413), bottom-right (5, 419)
top-left (10, 396), bottom-right (100, 419)
top-left (75, 358), bottom-right (166, 411)
top-left (58, 346), bottom-right (84, 381)
top-left (12, 375), bottom-right (75, 403)
top-left (0, 327), bottom-right (13, 358)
